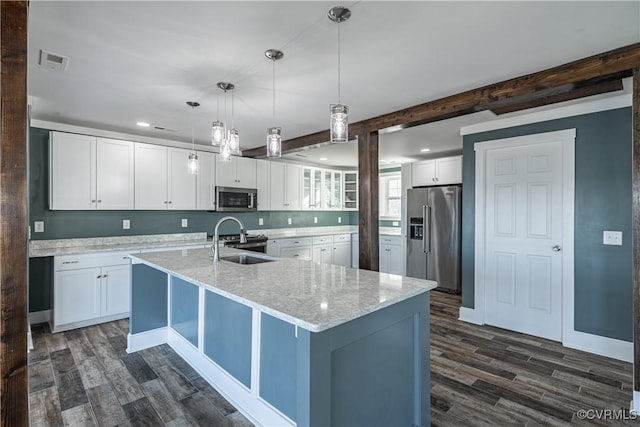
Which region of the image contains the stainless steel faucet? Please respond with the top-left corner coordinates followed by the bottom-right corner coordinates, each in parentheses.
top-left (212, 216), bottom-right (247, 262)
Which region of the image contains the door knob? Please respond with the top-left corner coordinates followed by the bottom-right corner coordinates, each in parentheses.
top-left (552, 245), bottom-right (561, 252)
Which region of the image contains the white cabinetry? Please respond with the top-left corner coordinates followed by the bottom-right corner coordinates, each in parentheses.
top-left (53, 251), bottom-right (135, 332)
top-left (379, 235), bottom-right (404, 275)
top-left (266, 239), bottom-right (281, 257)
top-left (312, 235), bottom-right (333, 264)
top-left (343, 171), bottom-right (358, 210)
top-left (279, 238), bottom-right (313, 260)
top-left (216, 156), bottom-right (257, 188)
top-left (49, 132), bottom-right (134, 210)
top-left (256, 160), bottom-right (270, 211)
top-left (322, 170), bottom-right (342, 210)
top-left (270, 162), bottom-right (301, 211)
top-left (302, 167), bottom-right (323, 210)
top-left (351, 233), bottom-right (359, 268)
top-left (135, 144), bottom-right (196, 209)
top-left (411, 156), bottom-right (462, 187)
top-left (197, 151), bottom-right (217, 210)
top-left (332, 234), bottom-right (351, 267)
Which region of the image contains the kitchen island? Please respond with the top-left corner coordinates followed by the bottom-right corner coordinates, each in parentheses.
top-left (128, 247), bottom-right (436, 427)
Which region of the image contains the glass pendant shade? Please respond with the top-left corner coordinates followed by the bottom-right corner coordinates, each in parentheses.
top-left (266, 127), bottom-right (281, 158)
top-left (187, 153), bottom-right (199, 175)
top-left (330, 103), bottom-right (349, 143)
top-left (228, 128), bottom-right (240, 154)
top-left (211, 120), bottom-right (224, 146)
top-left (220, 140), bottom-right (232, 162)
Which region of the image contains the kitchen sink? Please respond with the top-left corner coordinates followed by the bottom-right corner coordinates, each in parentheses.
top-left (221, 254), bottom-right (276, 265)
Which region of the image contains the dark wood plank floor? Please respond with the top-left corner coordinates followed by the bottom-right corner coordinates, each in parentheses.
top-left (29, 292), bottom-right (637, 426)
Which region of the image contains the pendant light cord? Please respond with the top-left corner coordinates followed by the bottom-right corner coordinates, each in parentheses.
top-left (272, 58), bottom-right (276, 125)
top-left (231, 90), bottom-right (235, 129)
top-left (216, 93), bottom-right (220, 121)
top-left (191, 106), bottom-right (195, 151)
top-left (337, 21), bottom-right (341, 104)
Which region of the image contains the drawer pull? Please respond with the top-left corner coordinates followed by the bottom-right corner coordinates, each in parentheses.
top-left (293, 254), bottom-right (299, 257)
top-left (62, 261), bottom-right (79, 264)
top-left (122, 256), bottom-right (130, 259)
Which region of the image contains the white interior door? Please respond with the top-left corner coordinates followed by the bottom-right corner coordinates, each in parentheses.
top-left (483, 140), bottom-right (564, 341)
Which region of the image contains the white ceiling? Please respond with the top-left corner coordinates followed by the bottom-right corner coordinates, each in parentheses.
top-left (28, 1), bottom-right (640, 166)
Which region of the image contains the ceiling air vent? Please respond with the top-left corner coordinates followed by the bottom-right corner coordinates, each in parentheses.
top-left (38, 49), bottom-right (69, 71)
top-left (153, 126), bottom-right (177, 132)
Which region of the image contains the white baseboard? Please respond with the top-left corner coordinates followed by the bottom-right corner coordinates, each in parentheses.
top-left (167, 329), bottom-right (293, 427)
top-left (562, 329), bottom-right (632, 363)
top-left (631, 391), bottom-right (640, 415)
top-left (458, 307), bottom-right (484, 325)
top-left (29, 310), bottom-right (51, 325)
top-left (127, 327), bottom-right (168, 353)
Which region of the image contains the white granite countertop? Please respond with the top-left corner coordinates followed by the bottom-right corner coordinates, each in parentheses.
top-left (131, 247), bottom-right (435, 333)
top-left (29, 233), bottom-right (210, 257)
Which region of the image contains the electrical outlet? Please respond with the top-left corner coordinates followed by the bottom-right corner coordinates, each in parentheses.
top-left (603, 230), bottom-right (622, 246)
top-left (338, 217), bottom-right (342, 224)
top-left (34, 221), bottom-right (44, 233)
top-left (392, 221), bottom-right (399, 226)
top-left (259, 218), bottom-right (264, 226)
top-left (181, 219), bottom-right (188, 228)
top-left (288, 218), bottom-right (292, 225)
top-left (314, 217), bottom-right (318, 224)
top-left (122, 219), bottom-right (130, 230)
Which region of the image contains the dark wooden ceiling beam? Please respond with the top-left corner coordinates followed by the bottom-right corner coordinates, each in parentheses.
top-left (243, 42), bottom-right (640, 158)
top-left (488, 78), bottom-right (624, 115)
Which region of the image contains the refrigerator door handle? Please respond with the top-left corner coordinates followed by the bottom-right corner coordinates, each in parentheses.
top-left (422, 205), bottom-right (428, 253)
top-left (426, 205), bottom-right (432, 253)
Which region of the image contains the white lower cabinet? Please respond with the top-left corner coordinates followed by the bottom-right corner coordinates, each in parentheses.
top-left (351, 233), bottom-right (359, 268)
top-left (332, 242), bottom-right (351, 267)
top-left (266, 239), bottom-right (281, 257)
top-left (279, 237), bottom-right (313, 260)
top-left (53, 251), bottom-right (136, 332)
top-left (312, 243), bottom-right (333, 264)
top-left (380, 235), bottom-right (404, 275)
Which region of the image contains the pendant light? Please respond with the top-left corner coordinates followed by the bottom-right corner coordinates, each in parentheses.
top-left (186, 101), bottom-right (200, 175)
top-left (217, 82), bottom-right (235, 162)
top-left (265, 49), bottom-right (283, 158)
top-left (328, 6), bottom-right (351, 143)
top-left (228, 86), bottom-right (240, 155)
top-left (211, 92), bottom-right (224, 146)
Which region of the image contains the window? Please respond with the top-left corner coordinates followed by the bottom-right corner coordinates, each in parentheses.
top-left (380, 171), bottom-right (402, 219)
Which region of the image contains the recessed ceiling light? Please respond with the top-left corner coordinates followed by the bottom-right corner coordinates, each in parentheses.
top-left (319, 157), bottom-right (328, 161)
top-left (420, 148), bottom-right (431, 152)
top-left (137, 121), bottom-right (150, 127)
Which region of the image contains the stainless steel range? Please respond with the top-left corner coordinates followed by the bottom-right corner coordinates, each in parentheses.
top-left (219, 234), bottom-right (268, 253)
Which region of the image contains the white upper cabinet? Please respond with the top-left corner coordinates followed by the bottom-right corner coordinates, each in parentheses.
top-left (256, 159), bottom-right (270, 211)
top-left (322, 170), bottom-right (342, 210)
top-left (197, 151), bottom-right (216, 210)
top-left (411, 155), bottom-right (462, 187)
top-left (343, 170), bottom-right (358, 210)
top-left (270, 162), bottom-right (301, 211)
top-left (135, 144), bottom-right (195, 210)
top-left (167, 148), bottom-right (196, 210)
top-left (96, 138), bottom-right (135, 209)
top-left (302, 167), bottom-right (322, 210)
top-left (216, 156), bottom-right (257, 188)
top-left (50, 132), bottom-right (134, 210)
top-left (285, 163), bottom-right (302, 210)
top-left (135, 143), bottom-right (168, 209)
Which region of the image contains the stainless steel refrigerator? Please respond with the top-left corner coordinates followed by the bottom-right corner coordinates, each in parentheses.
top-left (406, 186), bottom-right (462, 292)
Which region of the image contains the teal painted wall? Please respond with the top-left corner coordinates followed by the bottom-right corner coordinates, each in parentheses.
top-left (461, 107), bottom-right (632, 342)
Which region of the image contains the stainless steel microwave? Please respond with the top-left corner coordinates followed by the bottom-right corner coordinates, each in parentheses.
top-left (215, 187), bottom-right (257, 212)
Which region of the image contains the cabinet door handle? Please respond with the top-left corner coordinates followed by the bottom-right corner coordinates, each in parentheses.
top-left (168, 201), bottom-right (172, 204)
top-left (97, 200), bottom-right (102, 203)
top-left (97, 274), bottom-right (102, 279)
top-left (62, 261), bottom-right (79, 264)
top-left (103, 274), bottom-right (108, 278)
top-left (91, 199), bottom-right (96, 203)
top-left (164, 201), bottom-right (168, 204)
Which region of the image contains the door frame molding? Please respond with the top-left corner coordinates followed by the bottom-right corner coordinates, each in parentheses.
top-left (473, 128), bottom-right (576, 341)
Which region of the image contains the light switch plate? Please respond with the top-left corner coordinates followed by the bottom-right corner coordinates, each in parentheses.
top-left (603, 230), bottom-right (622, 246)
top-left (122, 219), bottom-right (130, 230)
top-left (288, 218), bottom-right (292, 225)
top-left (34, 221), bottom-right (44, 233)
top-left (181, 219), bottom-right (188, 228)
top-left (259, 218), bottom-right (264, 226)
